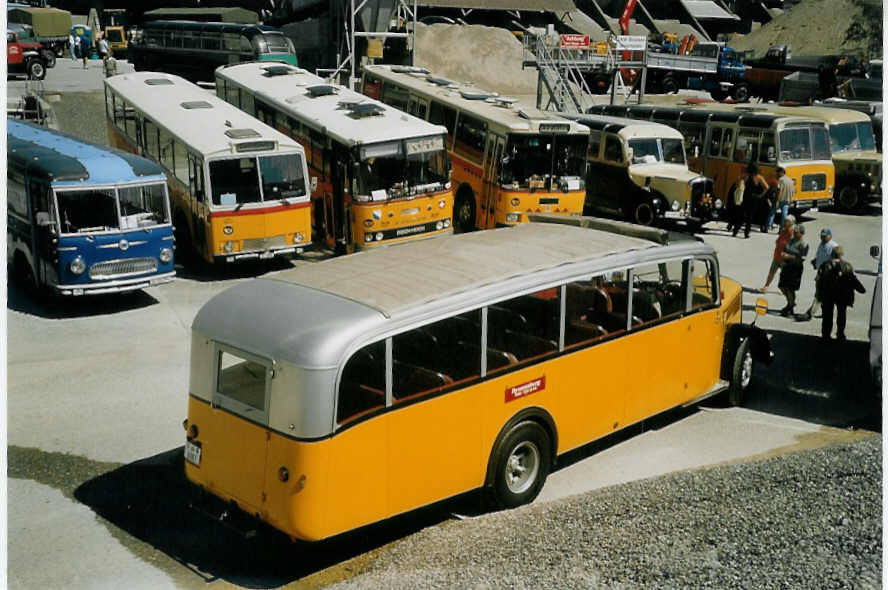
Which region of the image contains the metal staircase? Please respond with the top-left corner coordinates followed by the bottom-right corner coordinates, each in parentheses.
top-left (523, 32), bottom-right (609, 114)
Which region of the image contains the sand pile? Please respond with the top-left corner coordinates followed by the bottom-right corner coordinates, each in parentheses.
top-left (729, 0), bottom-right (882, 58)
top-left (414, 23), bottom-right (538, 97)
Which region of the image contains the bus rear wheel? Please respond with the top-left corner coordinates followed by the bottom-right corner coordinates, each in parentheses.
top-left (728, 338), bottom-right (753, 406)
top-left (490, 421), bottom-right (551, 509)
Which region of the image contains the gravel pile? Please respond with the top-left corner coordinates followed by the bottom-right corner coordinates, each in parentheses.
top-left (329, 437), bottom-right (882, 589)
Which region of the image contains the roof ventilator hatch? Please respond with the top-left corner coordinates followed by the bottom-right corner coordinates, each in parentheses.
top-left (144, 78), bottom-right (174, 86)
top-left (225, 128), bottom-right (261, 139)
top-left (263, 65), bottom-right (293, 76)
top-left (346, 102), bottom-right (385, 118)
top-left (392, 65), bottom-right (429, 75)
top-left (307, 85), bottom-right (338, 97)
top-left (460, 89), bottom-right (496, 101)
top-left (489, 96), bottom-right (518, 108)
top-left (181, 101), bottom-right (213, 109)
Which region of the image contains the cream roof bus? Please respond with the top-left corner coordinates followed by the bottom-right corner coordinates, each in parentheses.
top-left (183, 217), bottom-right (773, 542)
top-left (724, 103), bottom-right (880, 213)
top-left (104, 72), bottom-right (312, 264)
top-left (363, 65), bottom-right (589, 233)
top-left (214, 62), bottom-right (454, 254)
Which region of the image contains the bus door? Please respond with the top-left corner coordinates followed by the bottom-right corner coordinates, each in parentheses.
top-left (407, 96), bottom-right (429, 120)
top-left (29, 179), bottom-right (55, 285)
top-left (480, 134), bottom-right (505, 229)
top-left (331, 154), bottom-right (351, 255)
top-left (188, 155), bottom-right (211, 258)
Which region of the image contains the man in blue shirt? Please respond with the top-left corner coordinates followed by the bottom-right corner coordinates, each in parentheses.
top-left (802, 228), bottom-right (838, 321)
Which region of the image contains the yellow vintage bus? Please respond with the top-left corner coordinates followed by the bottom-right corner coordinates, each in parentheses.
top-left (724, 103), bottom-right (880, 213)
top-left (182, 217), bottom-right (772, 542)
top-left (363, 65), bottom-right (590, 233)
top-left (588, 103), bottom-right (836, 214)
top-left (214, 62), bottom-right (453, 254)
top-left (104, 71), bottom-right (312, 264)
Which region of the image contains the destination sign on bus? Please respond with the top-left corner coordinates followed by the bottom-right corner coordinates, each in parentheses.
top-left (405, 136), bottom-right (445, 155)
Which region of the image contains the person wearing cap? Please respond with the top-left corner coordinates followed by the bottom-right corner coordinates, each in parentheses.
top-left (777, 223), bottom-right (809, 316)
top-left (802, 228), bottom-right (838, 321)
top-left (816, 246), bottom-right (866, 341)
top-left (767, 166), bottom-right (794, 231)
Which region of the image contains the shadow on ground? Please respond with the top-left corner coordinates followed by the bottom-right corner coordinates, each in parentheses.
top-left (7, 277), bottom-right (160, 319)
top-left (73, 449), bottom-right (479, 588)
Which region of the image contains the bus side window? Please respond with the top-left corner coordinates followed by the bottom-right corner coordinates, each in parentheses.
top-left (759, 132), bottom-right (776, 163)
top-left (337, 340), bottom-right (385, 425)
top-left (7, 172), bottom-right (28, 217)
top-left (588, 131), bottom-right (602, 160)
top-left (486, 289), bottom-right (559, 373)
top-left (173, 139), bottom-right (189, 184)
top-left (604, 135), bottom-right (623, 163)
top-left (225, 82), bottom-right (240, 109)
top-left (158, 126), bottom-right (176, 172)
top-left (735, 129), bottom-right (759, 162)
top-left (630, 260), bottom-right (688, 325)
top-left (241, 91), bottom-right (254, 117)
top-left (381, 81), bottom-right (409, 111)
top-left (454, 113), bottom-right (487, 162)
top-left (709, 128), bottom-right (723, 157)
top-left (113, 93), bottom-right (125, 129)
top-left (188, 154), bottom-right (205, 202)
top-left (428, 101), bottom-right (456, 148)
top-left (105, 87), bottom-right (114, 121)
top-left (565, 274), bottom-right (628, 346)
top-left (720, 128), bottom-right (734, 159)
top-left (143, 119), bottom-right (160, 159)
top-left (691, 258), bottom-right (718, 309)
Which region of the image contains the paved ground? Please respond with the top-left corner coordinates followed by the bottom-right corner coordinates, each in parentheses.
top-left (6, 61), bottom-right (884, 590)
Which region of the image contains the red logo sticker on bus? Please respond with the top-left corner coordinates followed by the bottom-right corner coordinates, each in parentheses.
top-left (505, 376), bottom-right (545, 403)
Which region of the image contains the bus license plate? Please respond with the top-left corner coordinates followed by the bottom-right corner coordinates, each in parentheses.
top-left (185, 441), bottom-right (202, 466)
top-left (259, 250), bottom-right (274, 259)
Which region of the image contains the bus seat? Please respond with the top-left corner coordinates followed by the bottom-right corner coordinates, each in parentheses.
top-left (567, 283), bottom-right (611, 320)
top-left (337, 381), bottom-right (384, 424)
top-left (631, 290), bottom-right (662, 322)
top-left (393, 360), bottom-right (453, 401)
top-left (395, 329), bottom-right (439, 367)
top-left (585, 309), bottom-right (641, 333)
top-left (566, 320), bottom-right (607, 344)
top-left (503, 329), bottom-right (557, 360)
top-left (459, 341), bottom-right (518, 372)
top-left (429, 316), bottom-right (480, 349)
top-left (488, 305), bottom-right (528, 331)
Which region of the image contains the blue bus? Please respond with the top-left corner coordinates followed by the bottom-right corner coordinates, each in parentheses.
top-left (7, 120), bottom-right (176, 296)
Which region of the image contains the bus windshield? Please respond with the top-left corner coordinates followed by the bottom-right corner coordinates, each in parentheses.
top-left (209, 154), bottom-right (306, 205)
top-left (628, 138), bottom-right (686, 165)
top-left (356, 145), bottom-right (449, 199)
top-left (779, 126), bottom-right (831, 161)
top-left (56, 183), bottom-right (170, 234)
top-left (262, 32), bottom-right (294, 54)
top-left (501, 134), bottom-right (587, 190)
top-left (829, 121), bottom-right (877, 153)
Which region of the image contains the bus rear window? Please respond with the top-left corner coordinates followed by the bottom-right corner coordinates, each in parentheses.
top-left (217, 350), bottom-right (268, 412)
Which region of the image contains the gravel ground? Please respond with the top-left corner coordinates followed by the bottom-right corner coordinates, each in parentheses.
top-left (328, 437), bottom-right (882, 589)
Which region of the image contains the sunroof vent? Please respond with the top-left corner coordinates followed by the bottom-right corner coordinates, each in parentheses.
top-left (460, 89), bottom-right (496, 101)
top-left (225, 128), bottom-right (261, 139)
top-left (307, 85), bottom-right (338, 97)
top-left (392, 65), bottom-right (429, 74)
top-left (181, 101), bottom-right (213, 109)
top-left (489, 96), bottom-right (518, 108)
top-left (348, 103), bottom-right (386, 118)
top-left (263, 65), bottom-right (293, 76)
top-left (144, 78), bottom-right (174, 86)
top-left (427, 76), bottom-right (455, 87)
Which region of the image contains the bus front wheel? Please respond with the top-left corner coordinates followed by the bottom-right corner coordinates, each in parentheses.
top-left (490, 421), bottom-right (551, 509)
top-left (631, 201), bottom-right (656, 226)
top-left (836, 185), bottom-right (862, 212)
top-left (728, 338), bottom-right (753, 406)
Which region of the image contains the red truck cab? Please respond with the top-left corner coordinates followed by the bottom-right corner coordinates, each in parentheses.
top-left (7, 30), bottom-right (47, 80)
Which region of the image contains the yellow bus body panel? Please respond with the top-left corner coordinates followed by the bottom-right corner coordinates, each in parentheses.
top-left (208, 204), bottom-right (311, 258)
top-left (352, 190), bottom-right (454, 247)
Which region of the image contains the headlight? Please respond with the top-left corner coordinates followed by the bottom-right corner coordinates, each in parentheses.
top-left (293, 233), bottom-right (304, 244)
top-left (159, 248), bottom-right (173, 263)
top-left (672, 200), bottom-right (680, 211)
top-left (69, 256), bottom-right (86, 275)
top-left (443, 218), bottom-right (451, 228)
top-left (506, 213), bottom-right (519, 223)
top-left (438, 199), bottom-right (446, 209)
top-left (224, 241), bottom-right (235, 253)
top-left (510, 197), bottom-right (521, 206)
top-left (436, 221), bottom-right (443, 230)
top-left (375, 232), bottom-right (383, 241)
top-left (714, 198), bottom-right (723, 209)
top-left (364, 233), bottom-right (373, 243)
top-left (445, 181), bottom-right (451, 190)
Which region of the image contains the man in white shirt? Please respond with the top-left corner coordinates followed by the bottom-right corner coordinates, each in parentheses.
top-left (803, 227), bottom-right (838, 320)
top-left (766, 166), bottom-right (794, 231)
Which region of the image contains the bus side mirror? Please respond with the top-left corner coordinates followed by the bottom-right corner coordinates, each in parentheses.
top-left (35, 211), bottom-right (52, 226)
top-left (767, 147), bottom-right (776, 161)
top-left (311, 176), bottom-right (318, 192)
top-left (870, 244), bottom-right (881, 259)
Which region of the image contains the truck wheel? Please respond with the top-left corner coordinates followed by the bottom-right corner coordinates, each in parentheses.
top-left (489, 421), bottom-right (551, 509)
top-left (731, 83), bottom-right (750, 102)
top-left (631, 201), bottom-right (656, 226)
top-left (728, 338), bottom-right (753, 406)
top-left (661, 76), bottom-right (679, 94)
top-left (836, 185), bottom-right (862, 212)
top-left (26, 59), bottom-right (46, 81)
top-left (41, 50), bottom-right (56, 69)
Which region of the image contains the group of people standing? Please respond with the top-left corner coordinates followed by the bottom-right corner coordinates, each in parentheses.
top-left (759, 222), bottom-right (866, 341)
top-left (726, 164), bottom-right (794, 238)
top-left (67, 32), bottom-right (110, 69)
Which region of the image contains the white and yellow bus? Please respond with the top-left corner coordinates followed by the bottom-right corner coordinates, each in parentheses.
top-left (214, 62), bottom-right (454, 254)
top-left (183, 217), bottom-right (773, 542)
top-left (363, 65), bottom-right (590, 233)
top-left (589, 103), bottom-right (836, 214)
top-left (104, 71), bottom-right (312, 264)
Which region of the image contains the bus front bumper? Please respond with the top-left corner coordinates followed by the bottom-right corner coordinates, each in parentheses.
top-left (792, 197), bottom-right (834, 211)
top-left (55, 271), bottom-right (176, 296)
top-left (220, 242), bottom-right (310, 263)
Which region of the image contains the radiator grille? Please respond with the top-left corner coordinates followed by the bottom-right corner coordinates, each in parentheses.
top-left (801, 173), bottom-right (827, 192)
top-left (88, 258), bottom-right (158, 279)
top-left (242, 235), bottom-right (287, 252)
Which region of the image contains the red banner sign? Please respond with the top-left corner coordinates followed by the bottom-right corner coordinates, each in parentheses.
top-left (505, 376), bottom-right (546, 403)
top-left (560, 34), bottom-right (590, 49)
